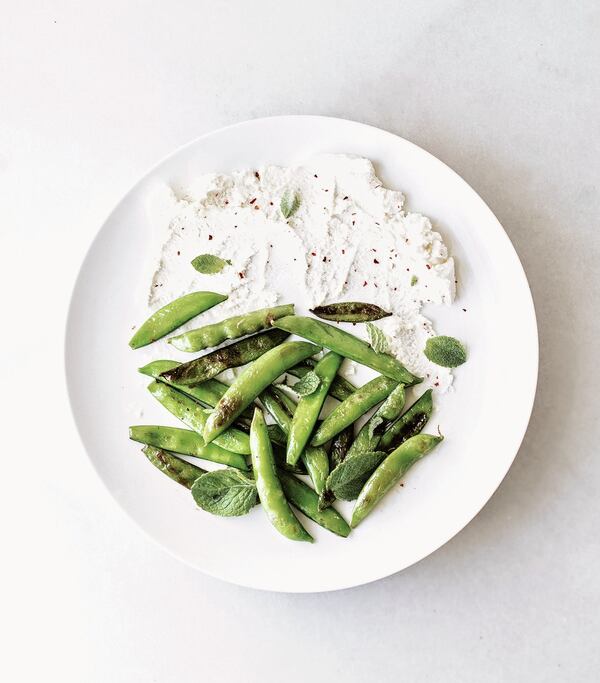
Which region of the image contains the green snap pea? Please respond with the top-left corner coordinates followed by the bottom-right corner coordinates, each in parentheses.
top-left (203, 341), bottom-right (320, 444)
top-left (278, 471), bottom-right (351, 538)
top-left (129, 291), bottom-right (227, 349)
top-left (350, 433), bottom-right (443, 527)
top-left (379, 389), bottom-right (434, 452)
top-left (273, 315), bottom-right (419, 385)
top-left (311, 375), bottom-right (399, 447)
top-left (250, 408), bottom-right (313, 543)
top-left (260, 387), bottom-right (330, 495)
top-left (147, 381), bottom-right (250, 455)
top-left (310, 302), bottom-right (391, 322)
top-left (287, 351), bottom-right (342, 465)
top-left (129, 425), bottom-right (248, 470)
top-left (141, 445), bottom-right (205, 488)
top-left (288, 360), bottom-right (357, 401)
top-left (160, 328), bottom-right (290, 387)
top-left (168, 304), bottom-right (295, 352)
top-left (139, 360), bottom-right (255, 424)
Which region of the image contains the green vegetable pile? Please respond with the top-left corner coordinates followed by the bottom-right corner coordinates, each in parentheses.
top-left (128, 258), bottom-right (466, 541)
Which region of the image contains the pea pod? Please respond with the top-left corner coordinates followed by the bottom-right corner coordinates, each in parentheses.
top-left (379, 389), bottom-right (433, 452)
top-left (139, 360), bottom-right (255, 424)
top-left (310, 302), bottom-right (391, 322)
top-left (147, 381), bottom-right (250, 454)
top-left (168, 304), bottom-right (295, 352)
top-left (160, 328), bottom-right (290, 387)
top-left (273, 315), bottom-right (419, 385)
top-left (287, 351), bottom-right (342, 465)
top-left (250, 408), bottom-right (313, 543)
top-left (129, 425), bottom-right (248, 470)
top-left (351, 433), bottom-right (443, 527)
top-left (203, 341), bottom-right (320, 444)
top-left (311, 375), bottom-right (399, 447)
top-left (141, 445), bottom-right (205, 488)
top-left (288, 361), bottom-right (357, 401)
top-left (260, 387), bottom-right (330, 495)
top-left (129, 291), bottom-right (227, 349)
top-left (278, 471), bottom-right (351, 538)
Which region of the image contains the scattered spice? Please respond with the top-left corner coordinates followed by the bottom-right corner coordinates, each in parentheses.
top-left (373, 259), bottom-right (379, 264)
top-left (322, 256), bottom-right (327, 263)
top-left (254, 171), bottom-right (260, 179)
top-left (462, 308), bottom-right (467, 312)
top-left (426, 264), bottom-right (431, 270)
top-left (208, 235), bottom-right (213, 240)
top-left (238, 272), bottom-right (245, 279)
top-left (177, 251), bottom-right (180, 256)
top-left (249, 198), bottom-right (257, 204)
top-left (343, 196), bottom-right (348, 200)
top-left (254, 205), bottom-right (260, 210)
top-left (311, 251), bottom-right (316, 256)
top-left (363, 280), bottom-right (368, 287)
top-left (341, 249), bottom-right (345, 254)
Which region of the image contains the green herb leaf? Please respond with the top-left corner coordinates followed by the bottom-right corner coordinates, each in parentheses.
top-left (191, 254), bottom-right (232, 274)
top-left (424, 336), bottom-right (467, 368)
top-left (366, 322), bottom-right (390, 355)
top-left (191, 469), bottom-right (257, 516)
top-left (326, 451), bottom-right (388, 501)
top-left (291, 370), bottom-right (321, 396)
top-left (410, 275), bottom-right (418, 286)
top-left (280, 189), bottom-right (301, 219)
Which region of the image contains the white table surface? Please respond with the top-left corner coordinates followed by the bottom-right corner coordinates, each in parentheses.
top-left (2, 1), bottom-right (599, 681)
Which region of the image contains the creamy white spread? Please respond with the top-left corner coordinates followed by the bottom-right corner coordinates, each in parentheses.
top-left (145, 155), bottom-right (456, 391)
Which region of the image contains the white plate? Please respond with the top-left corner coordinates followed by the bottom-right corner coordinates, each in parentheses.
top-left (65, 116), bottom-right (538, 592)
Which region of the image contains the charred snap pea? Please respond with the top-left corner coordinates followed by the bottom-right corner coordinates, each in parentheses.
top-left (350, 433), bottom-right (443, 527)
top-left (329, 425), bottom-right (354, 469)
top-left (147, 381), bottom-right (250, 454)
top-left (379, 389), bottom-right (434, 452)
top-left (129, 425), bottom-right (248, 470)
top-left (203, 341), bottom-right (320, 444)
top-left (310, 302), bottom-right (391, 322)
top-left (169, 304), bottom-right (295, 352)
top-left (250, 408), bottom-right (313, 543)
top-left (288, 360), bottom-right (357, 402)
top-left (260, 387), bottom-right (329, 495)
top-left (278, 470), bottom-right (351, 538)
top-left (129, 291), bottom-right (227, 349)
top-left (139, 360), bottom-right (255, 424)
top-left (311, 375), bottom-right (399, 447)
top-left (273, 315), bottom-right (419, 385)
top-left (141, 445), bottom-right (205, 488)
top-left (160, 328), bottom-right (290, 387)
top-left (287, 351), bottom-right (342, 466)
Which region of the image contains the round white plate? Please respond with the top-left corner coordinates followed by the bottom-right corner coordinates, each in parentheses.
top-left (66, 116), bottom-right (538, 592)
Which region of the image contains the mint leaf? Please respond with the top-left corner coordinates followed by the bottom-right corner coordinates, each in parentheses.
top-left (424, 336), bottom-right (467, 368)
top-left (410, 275), bottom-right (418, 286)
top-left (291, 370), bottom-right (321, 396)
top-left (191, 469), bottom-right (257, 516)
top-left (191, 254), bottom-right (232, 274)
top-left (280, 189), bottom-right (301, 219)
top-left (366, 322), bottom-right (390, 355)
top-left (326, 451), bottom-right (387, 501)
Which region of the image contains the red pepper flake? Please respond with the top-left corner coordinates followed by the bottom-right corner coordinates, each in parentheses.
top-left (434, 382), bottom-right (439, 387)
top-left (254, 171), bottom-right (260, 180)
top-left (224, 199), bottom-right (229, 205)
top-left (343, 196), bottom-right (348, 200)
top-left (311, 251), bottom-right (316, 256)
top-left (373, 259), bottom-right (379, 264)
top-left (426, 264), bottom-right (431, 270)
top-left (238, 272), bottom-right (245, 279)
top-left (363, 280), bottom-right (368, 287)
top-left (249, 198), bottom-right (257, 204)
top-left (208, 235), bottom-right (213, 240)
top-left (322, 256), bottom-right (327, 263)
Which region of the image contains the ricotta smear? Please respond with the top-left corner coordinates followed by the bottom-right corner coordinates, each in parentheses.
top-left (145, 154), bottom-right (456, 391)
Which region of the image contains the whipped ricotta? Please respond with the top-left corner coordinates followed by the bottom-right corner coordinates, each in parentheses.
top-left (145, 154), bottom-right (456, 391)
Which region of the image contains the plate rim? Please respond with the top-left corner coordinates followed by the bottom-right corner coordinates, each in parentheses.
top-left (65, 114), bottom-right (539, 592)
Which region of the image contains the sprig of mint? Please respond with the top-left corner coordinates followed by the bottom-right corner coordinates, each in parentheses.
top-left (291, 370), bottom-right (321, 396)
top-left (366, 322), bottom-right (390, 355)
top-left (191, 469), bottom-right (257, 516)
top-left (424, 336), bottom-right (467, 368)
top-left (325, 451), bottom-right (388, 501)
top-left (191, 253), bottom-right (232, 274)
top-left (280, 189), bottom-right (301, 219)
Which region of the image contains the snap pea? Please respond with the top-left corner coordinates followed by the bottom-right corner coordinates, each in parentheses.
top-left (129, 425), bottom-right (248, 470)
top-left (260, 387), bottom-right (330, 495)
top-left (379, 389), bottom-right (434, 452)
top-left (287, 351), bottom-right (342, 465)
top-left (147, 381), bottom-right (250, 454)
top-left (160, 328), bottom-right (290, 386)
top-left (203, 341), bottom-right (320, 444)
top-left (129, 291), bottom-right (227, 349)
top-left (311, 375), bottom-right (399, 446)
top-left (250, 408), bottom-right (313, 543)
top-left (273, 315), bottom-right (419, 385)
top-left (278, 471), bottom-right (351, 538)
top-left (168, 304), bottom-right (295, 352)
top-left (139, 360), bottom-right (255, 424)
top-left (288, 360), bottom-right (357, 401)
top-left (310, 302), bottom-right (391, 322)
top-left (351, 433), bottom-right (443, 527)
top-left (141, 445), bottom-right (205, 488)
